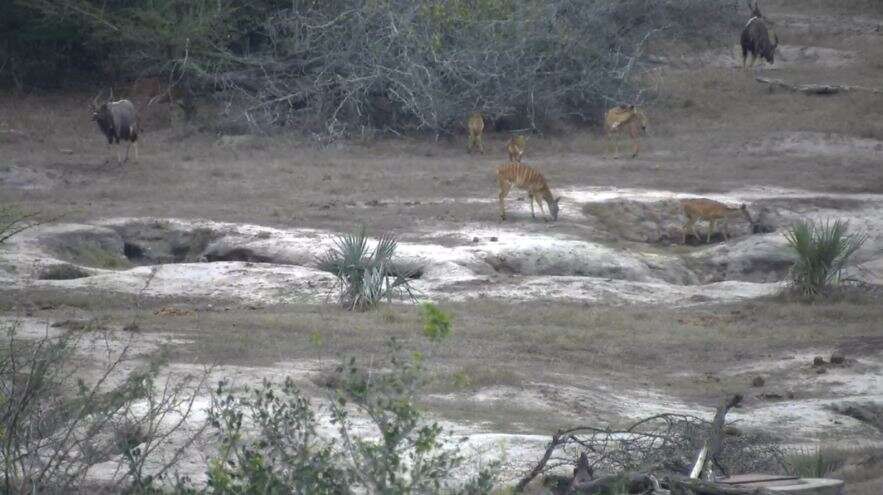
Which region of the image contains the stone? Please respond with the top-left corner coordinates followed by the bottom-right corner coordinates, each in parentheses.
top-left (751, 376), bottom-right (765, 387)
top-left (830, 351), bottom-right (846, 365)
top-left (812, 356), bottom-right (826, 367)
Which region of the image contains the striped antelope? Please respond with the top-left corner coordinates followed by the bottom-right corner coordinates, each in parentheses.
top-left (604, 105), bottom-right (648, 159)
top-left (681, 198), bottom-right (755, 244)
top-left (506, 135), bottom-right (526, 162)
top-left (467, 112), bottom-right (485, 154)
top-left (497, 163), bottom-right (561, 221)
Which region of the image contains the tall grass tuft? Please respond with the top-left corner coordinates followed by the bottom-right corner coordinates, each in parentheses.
top-left (786, 446), bottom-right (847, 477)
top-left (784, 219), bottom-right (867, 296)
top-left (319, 228), bottom-right (418, 311)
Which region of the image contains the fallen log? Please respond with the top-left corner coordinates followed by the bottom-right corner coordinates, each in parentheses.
top-left (755, 76), bottom-right (882, 95)
top-left (668, 474), bottom-right (775, 495)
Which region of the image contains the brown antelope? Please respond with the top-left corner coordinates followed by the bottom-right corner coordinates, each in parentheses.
top-left (467, 112), bottom-right (485, 154)
top-left (741, 0), bottom-right (779, 68)
top-left (497, 163), bottom-right (560, 222)
top-left (605, 105), bottom-right (648, 159)
top-left (91, 92), bottom-right (139, 166)
top-left (506, 135), bottom-right (526, 162)
top-left (681, 198), bottom-right (755, 244)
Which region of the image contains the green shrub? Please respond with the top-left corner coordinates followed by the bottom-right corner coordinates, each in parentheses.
top-left (784, 219), bottom-right (867, 295)
top-left (318, 228), bottom-right (418, 311)
top-left (421, 303), bottom-right (452, 343)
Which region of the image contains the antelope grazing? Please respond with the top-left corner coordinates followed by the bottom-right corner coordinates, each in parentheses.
top-left (497, 163), bottom-right (561, 221)
top-left (741, 0), bottom-right (778, 68)
top-left (91, 92), bottom-right (139, 166)
top-left (506, 135), bottom-right (526, 162)
top-left (605, 105), bottom-right (648, 159)
top-left (467, 112), bottom-right (485, 154)
top-left (681, 198), bottom-right (755, 244)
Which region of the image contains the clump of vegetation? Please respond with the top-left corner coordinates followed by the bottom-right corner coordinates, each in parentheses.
top-left (786, 446), bottom-right (848, 477)
top-left (11, 1), bottom-right (739, 134)
top-left (318, 229), bottom-right (418, 311)
top-left (421, 303), bottom-right (452, 342)
top-left (0, 204), bottom-right (41, 245)
top-left (38, 263), bottom-right (91, 280)
top-left (0, 321), bottom-right (205, 493)
top-left (207, 322), bottom-right (496, 494)
top-left (784, 219), bottom-right (867, 295)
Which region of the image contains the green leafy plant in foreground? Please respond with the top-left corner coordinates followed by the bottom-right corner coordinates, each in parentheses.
top-left (784, 219), bottom-right (867, 295)
top-left (319, 228), bottom-right (419, 311)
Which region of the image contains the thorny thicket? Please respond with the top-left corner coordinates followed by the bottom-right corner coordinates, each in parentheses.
top-left (16, 0), bottom-right (740, 136)
top-left (0, 321), bottom-right (208, 493)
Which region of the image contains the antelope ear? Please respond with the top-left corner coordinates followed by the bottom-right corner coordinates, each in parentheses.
top-left (555, 196), bottom-right (562, 203)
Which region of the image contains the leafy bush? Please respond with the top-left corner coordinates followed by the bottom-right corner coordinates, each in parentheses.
top-left (784, 219), bottom-right (867, 295)
top-left (319, 229), bottom-right (418, 311)
top-left (421, 303), bottom-right (452, 343)
top-left (207, 336), bottom-right (496, 494)
top-left (207, 378), bottom-right (349, 494)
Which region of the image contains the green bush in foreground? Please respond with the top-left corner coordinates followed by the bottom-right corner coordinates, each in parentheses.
top-left (784, 219), bottom-right (867, 296)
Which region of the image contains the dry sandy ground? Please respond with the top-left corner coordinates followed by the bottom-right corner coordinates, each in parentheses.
top-left (1, 0), bottom-right (882, 491)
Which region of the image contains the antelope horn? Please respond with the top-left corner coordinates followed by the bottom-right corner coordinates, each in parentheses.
top-left (92, 91), bottom-right (102, 109)
top-left (109, 87), bottom-right (114, 101)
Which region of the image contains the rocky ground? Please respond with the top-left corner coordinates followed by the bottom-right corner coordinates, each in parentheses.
top-left (1, 0), bottom-right (882, 491)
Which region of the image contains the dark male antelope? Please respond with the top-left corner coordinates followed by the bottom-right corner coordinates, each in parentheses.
top-left (681, 198), bottom-right (755, 244)
top-left (91, 92), bottom-right (139, 166)
top-left (506, 135), bottom-right (526, 163)
top-left (604, 105), bottom-right (648, 159)
top-left (741, 0), bottom-right (778, 68)
top-left (467, 112), bottom-right (485, 154)
top-left (497, 163), bottom-right (560, 221)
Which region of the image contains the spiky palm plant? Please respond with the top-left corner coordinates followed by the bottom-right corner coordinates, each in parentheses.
top-left (318, 229), bottom-right (418, 311)
top-left (784, 219), bottom-right (867, 295)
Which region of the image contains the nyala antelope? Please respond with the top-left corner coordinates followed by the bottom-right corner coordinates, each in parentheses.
top-left (681, 198), bottom-right (755, 244)
top-left (497, 163), bottom-right (561, 222)
top-left (467, 112), bottom-right (485, 154)
top-left (506, 135), bottom-right (526, 163)
top-left (604, 105), bottom-right (648, 159)
top-left (91, 92), bottom-right (139, 166)
top-left (741, 0), bottom-right (778, 68)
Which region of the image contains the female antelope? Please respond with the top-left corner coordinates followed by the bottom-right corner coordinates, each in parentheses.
top-left (681, 198), bottom-right (755, 244)
top-left (467, 112), bottom-right (485, 154)
top-left (497, 163), bottom-right (560, 222)
top-left (605, 105), bottom-right (648, 159)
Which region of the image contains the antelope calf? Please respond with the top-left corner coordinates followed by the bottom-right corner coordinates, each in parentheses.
top-left (467, 112), bottom-right (485, 154)
top-left (506, 135), bottom-right (526, 162)
top-left (497, 163), bottom-right (560, 222)
top-left (681, 198), bottom-right (755, 244)
top-left (605, 105), bottom-right (648, 159)
top-left (91, 93), bottom-right (139, 166)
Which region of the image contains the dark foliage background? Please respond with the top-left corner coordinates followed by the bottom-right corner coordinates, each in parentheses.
top-left (2, 0), bottom-right (739, 135)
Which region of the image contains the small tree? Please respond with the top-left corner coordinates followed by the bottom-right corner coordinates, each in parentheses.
top-left (784, 219), bottom-right (867, 295)
top-left (318, 228), bottom-right (418, 311)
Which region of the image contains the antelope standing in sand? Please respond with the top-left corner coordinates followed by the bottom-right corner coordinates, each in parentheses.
top-left (605, 105), bottom-right (648, 159)
top-left (506, 135), bottom-right (526, 163)
top-left (497, 163), bottom-right (561, 222)
top-left (467, 112), bottom-right (485, 154)
top-left (91, 92), bottom-right (139, 166)
top-left (741, 0), bottom-right (779, 68)
top-left (681, 198), bottom-right (755, 244)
